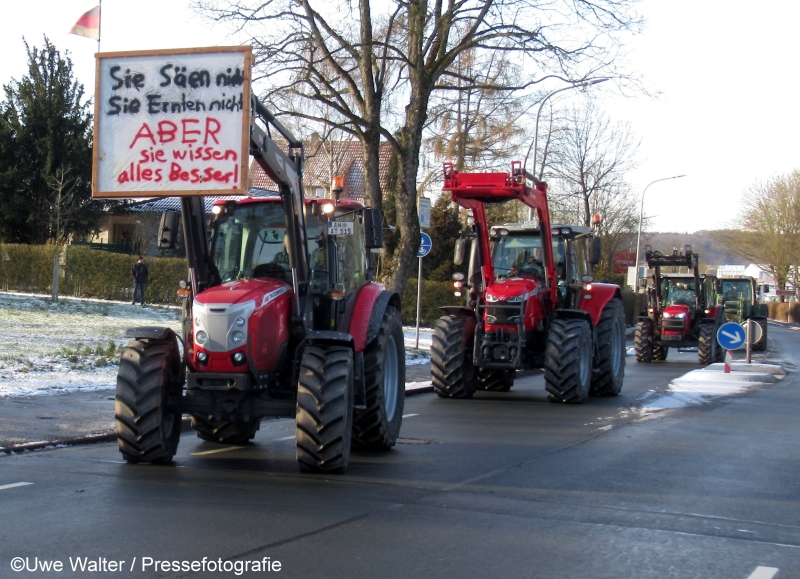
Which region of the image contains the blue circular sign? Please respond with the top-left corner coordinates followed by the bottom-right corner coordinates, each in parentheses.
top-left (716, 322), bottom-right (746, 350)
top-left (418, 232), bottom-right (432, 258)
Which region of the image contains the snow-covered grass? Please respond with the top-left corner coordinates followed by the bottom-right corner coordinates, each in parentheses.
top-left (0, 292), bottom-right (181, 398)
top-left (0, 293), bottom-right (434, 398)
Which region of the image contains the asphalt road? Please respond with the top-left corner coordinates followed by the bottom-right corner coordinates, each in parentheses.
top-left (0, 325), bottom-right (798, 579)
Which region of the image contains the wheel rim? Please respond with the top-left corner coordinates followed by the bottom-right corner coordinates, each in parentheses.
top-left (611, 318), bottom-right (621, 375)
top-left (579, 333), bottom-right (591, 386)
top-left (383, 333), bottom-right (399, 421)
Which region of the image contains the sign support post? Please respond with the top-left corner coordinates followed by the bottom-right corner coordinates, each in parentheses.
top-left (415, 232), bottom-right (433, 349)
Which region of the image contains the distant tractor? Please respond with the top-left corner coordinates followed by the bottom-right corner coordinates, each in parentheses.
top-left (718, 276), bottom-right (768, 350)
top-left (430, 162), bottom-right (625, 404)
top-left (635, 247), bottom-right (725, 365)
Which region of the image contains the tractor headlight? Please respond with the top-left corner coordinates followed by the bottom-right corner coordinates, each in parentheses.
top-left (674, 313), bottom-right (686, 319)
top-left (485, 294), bottom-right (499, 303)
top-left (195, 330), bottom-right (208, 345)
top-left (232, 331), bottom-right (245, 345)
top-left (195, 317), bottom-right (202, 327)
top-left (235, 317), bottom-right (245, 327)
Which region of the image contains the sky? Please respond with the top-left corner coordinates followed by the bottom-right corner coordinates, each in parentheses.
top-left (0, 0), bottom-right (798, 234)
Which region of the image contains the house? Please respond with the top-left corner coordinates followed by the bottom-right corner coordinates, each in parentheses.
top-left (248, 137), bottom-right (393, 203)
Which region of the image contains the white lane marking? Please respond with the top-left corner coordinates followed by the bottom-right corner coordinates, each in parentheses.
top-left (402, 414), bottom-right (419, 418)
top-left (191, 447), bottom-right (241, 456)
top-left (746, 566), bottom-right (779, 579)
top-left (598, 425), bottom-right (613, 431)
top-left (275, 436), bottom-right (295, 441)
top-left (0, 482), bottom-right (33, 491)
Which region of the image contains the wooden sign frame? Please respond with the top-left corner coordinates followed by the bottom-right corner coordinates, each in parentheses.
top-left (93, 46), bottom-right (252, 198)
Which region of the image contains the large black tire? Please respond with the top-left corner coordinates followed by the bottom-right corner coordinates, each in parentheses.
top-left (431, 315), bottom-right (477, 399)
top-left (698, 323), bottom-right (717, 365)
top-left (115, 339), bottom-right (182, 463)
top-left (653, 343), bottom-right (669, 361)
top-left (352, 306), bottom-right (405, 450)
top-left (476, 368), bottom-right (515, 392)
top-left (753, 317), bottom-right (768, 351)
top-left (634, 319), bottom-right (654, 363)
top-left (591, 298), bottom-right (625, 396)
top-left (544, 318), bottom-right (592, 404)
top-left (295, 345), bottom-right (354, 473)
top-left (190, 414), bottom-right (260, 444)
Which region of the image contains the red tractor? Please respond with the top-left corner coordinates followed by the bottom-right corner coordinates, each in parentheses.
top-left (114, 96), bottom-right (404, 473)
top-left (430, 162), bottom-right (625, 403)
top-left (634, 247), bottom-right (724, 365)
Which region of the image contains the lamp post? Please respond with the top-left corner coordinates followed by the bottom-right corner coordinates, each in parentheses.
top-left (634, 174), bottom-right (687, 291)
top-left (523, 78), bottom-right (607, 220)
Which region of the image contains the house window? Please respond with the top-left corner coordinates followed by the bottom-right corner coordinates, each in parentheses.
top-left (113, 223), bottom-right (135, 247)
top-left (315, 187), bottom-right (325, 198)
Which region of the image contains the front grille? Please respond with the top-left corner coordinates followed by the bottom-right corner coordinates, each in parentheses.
top-left (486, 305), bottom-right (523, 325)
top-left (662, 318), bottom-right (685, 332)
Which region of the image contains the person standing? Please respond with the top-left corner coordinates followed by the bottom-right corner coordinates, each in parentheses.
top-left (131, 256), bottom-right (149, 306)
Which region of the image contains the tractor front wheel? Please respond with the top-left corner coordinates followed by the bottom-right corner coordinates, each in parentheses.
top-left (545, 318), bottom-right (592, 404)
top-left (353, 306), bottom-right (405, 450)
top-left (431, 315), bottom-right (477, 398)
top-left (295, 345), bottom-right (354, 473)
top-left (115, 339), bottom-right (182, 463)
top-left (653, 343), bottom-right (669, 361)
top-left (634, 320), bottom-right (654, 363)
top-left (591, 298), bottom-right (625, 396)
top-left (698, 323), bottom-right (718, 365)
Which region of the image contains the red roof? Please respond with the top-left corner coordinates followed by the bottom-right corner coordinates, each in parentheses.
top-left (248, 139), bottom-right (393, 203)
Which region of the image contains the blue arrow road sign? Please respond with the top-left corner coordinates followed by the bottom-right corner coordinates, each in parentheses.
top-left (717, 322), bottom-right (746, 350)
top-left (418, 232), bottom-right (432, 257)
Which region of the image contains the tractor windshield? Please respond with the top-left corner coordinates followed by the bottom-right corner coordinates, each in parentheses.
top-left (492, 234), bottom-right (545, 278)
top-left (662, 278), bottom-right (696, 306)
top-left (721, 280), bottom-right (751, 303)
top-left (211, 203), bottom-right (325, 283)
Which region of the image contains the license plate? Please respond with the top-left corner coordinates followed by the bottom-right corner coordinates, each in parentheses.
top-left (328, 221), bottom-right (353, 235)
top-left (661, 334), bottom-right (682, 341)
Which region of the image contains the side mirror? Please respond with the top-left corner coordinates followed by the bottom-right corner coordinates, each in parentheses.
top-left (454, 238), bottom-right (468, 265)
top-left (363, 208), bottom-right (383, 249)
top-left (589, 237), bottom-right (601, 265)
top-left (158, 211), bottom-right (179, 249)
top-left (762, 284), bottom-right (770, 294)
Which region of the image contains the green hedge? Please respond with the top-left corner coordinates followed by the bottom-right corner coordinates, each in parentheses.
top-left (767, 301), bottom-right (800, 322)
top-left (0, 244), bottom-right (187, 304)
top-left (401, 279), bottom-right (458, 327)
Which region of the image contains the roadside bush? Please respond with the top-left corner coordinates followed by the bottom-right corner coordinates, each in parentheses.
top-left (766, 301), bottom-right (800, 322)
top-left (0, 244), bottom-right (187, 305)
top-left (401, 279), bottom-right (458, 327)
top-left (0, 244), bottom-right (58, 292)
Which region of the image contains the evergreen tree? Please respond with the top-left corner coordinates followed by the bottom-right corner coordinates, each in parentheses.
top-left (0, 37), bottom-right (103, 244)
top-left (425, 194), bottom-right (465, 281)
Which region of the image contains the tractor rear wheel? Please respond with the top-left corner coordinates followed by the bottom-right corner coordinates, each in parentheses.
top-left (296, 345), bottom-right (354, 473)
top-left (115, 339), bottom-right (182, 463)
top-left (431, 315), bottom-right (477, 399)
top-left (653, 343), bottom-right (669, 361)
top-left (190, 415), bottom-right (260, 444)
top-left (698, 323), bottom-right (717, 365)
top-left (754, 317), bottom-right (768, 351)
top-left (634, 320), bottom-right (654, 363)
top-left (545, 318), bottom-right (592, 404)
top-left (476, 368), bottom-right (515, 392)
top-left (353, 306), bottom-right (405, 450)
top-left (591, 298), bottom-right (625, 396)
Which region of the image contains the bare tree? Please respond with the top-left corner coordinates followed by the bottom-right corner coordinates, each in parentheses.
top-left (195, 0), bottom-right (641, 293)
top-left (44, 166), bottom-right (83, 301)
top-left (717, 170), bottom-right (800, 301)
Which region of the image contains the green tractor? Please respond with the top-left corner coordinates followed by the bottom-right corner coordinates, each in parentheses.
top-left (718, 276), bottom-right (768, 351)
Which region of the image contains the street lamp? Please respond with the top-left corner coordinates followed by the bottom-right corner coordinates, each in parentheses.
top-left (634, 175), bottom-right (687, 291)
top-left (522, 78), bottom-right (608, 220)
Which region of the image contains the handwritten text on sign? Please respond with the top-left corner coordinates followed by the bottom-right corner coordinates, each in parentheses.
top-left (94, 47), bottom-right (251, 197)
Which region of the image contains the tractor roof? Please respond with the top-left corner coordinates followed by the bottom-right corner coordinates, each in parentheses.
top-left (659, 272), bottom-right (715, 280)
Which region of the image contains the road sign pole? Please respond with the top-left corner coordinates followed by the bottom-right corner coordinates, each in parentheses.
top-left (746, 320), bottom-right (752, 364)
top-left (415, 257), bottom-right (423, 349)
top-left (724, 350), bottom-right (732, 373)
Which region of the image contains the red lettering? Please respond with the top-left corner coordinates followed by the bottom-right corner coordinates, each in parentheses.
top-left (142, 168), bottom-right (153, 181)
top-left (182, 119), bottom-right (201, 144)
top-left (154, 169), bottom-right (162, 182)
top-left (172, 150), bottom-right (187, 160)
top-left (158, 121), bottom-right (178, 144)
top-left (128, 123), bottom-right (156, 148)
top-left (204, 117), bottom-right (221, 145)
